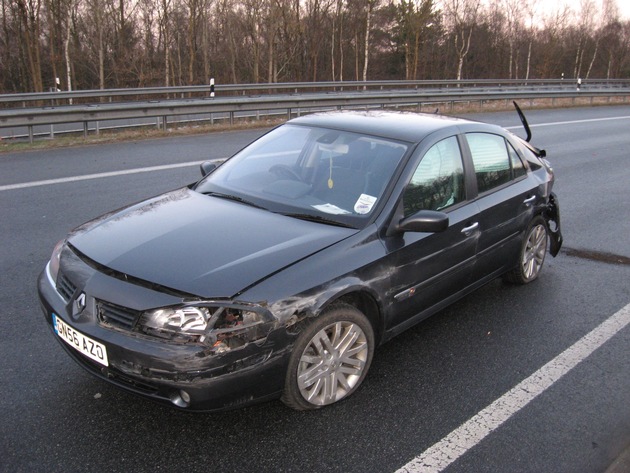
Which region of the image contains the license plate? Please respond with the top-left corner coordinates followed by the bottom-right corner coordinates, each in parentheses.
top-left (53, 314), bottom-right (109, 367)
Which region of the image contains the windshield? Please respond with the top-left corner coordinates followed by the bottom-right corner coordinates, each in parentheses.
top-left (194, 124), bottom-right (408, 227)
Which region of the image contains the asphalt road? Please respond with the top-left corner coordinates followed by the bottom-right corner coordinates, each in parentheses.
top-left (1, 106), bottom-right (629, 473)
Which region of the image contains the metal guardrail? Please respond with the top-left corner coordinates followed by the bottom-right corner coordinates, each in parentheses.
top-left (3, 79), bottom-right (630, 107)
top-left (1, 81), bottom-right (630, 143)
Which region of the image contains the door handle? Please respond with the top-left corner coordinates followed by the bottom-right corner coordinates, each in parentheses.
top-left (523, 195), bottom-right (536, 205)
top-left (461, 222), bottom-right (479, 235)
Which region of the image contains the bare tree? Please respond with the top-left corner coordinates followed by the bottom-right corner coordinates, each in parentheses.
top-left (443, 0), bottom-right (481, 81)
top-left (362, 0), bottom-right (376, 82)
top-left (83, 0), bottom-right (108, 89)
top-left (538, 4), bottom-right (571, 77)
top-left (601, 0), bottom-right (621, 79)
top-left (64, 0), bottom-right (76, 93)
top-left (330, 0), bottom-right (344, 81)
top-left (523, 0), bottom-right (539, 80)
top-left (156, 0), bottom-right (172, 86)
top-left (572, 0), bottom-right (598, 79)
top-left (16, 0), bottom-right (44, 91)
top-left (501, 0), bottom-right (526, 79)
top-left (183, 0), bottom-right (205, 83)
top-left (397, 0), bottom-right (436, 80)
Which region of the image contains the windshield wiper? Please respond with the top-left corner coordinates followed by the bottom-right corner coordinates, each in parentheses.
top-left (202, 192), bottom-right (265, 209)
top-left (283, 213), bottom-right (355, 228)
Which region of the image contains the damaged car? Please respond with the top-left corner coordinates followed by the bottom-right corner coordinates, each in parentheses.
top-left (39, 107), bottom-right (562, 411)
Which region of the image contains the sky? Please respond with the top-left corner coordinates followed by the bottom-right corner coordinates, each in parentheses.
top-left (557, 0), bottom-right (630, 21)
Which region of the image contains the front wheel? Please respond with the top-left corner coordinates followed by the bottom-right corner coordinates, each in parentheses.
top-left (504, 215), bottom-right (549, 284)
top-left (281, 304), bottom-right (374, 410)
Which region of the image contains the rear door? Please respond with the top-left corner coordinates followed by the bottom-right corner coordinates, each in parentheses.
top-left (462, 132), bottom-right (537, 281)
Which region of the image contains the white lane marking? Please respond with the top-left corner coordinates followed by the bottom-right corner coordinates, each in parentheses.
top-left (505, 115), bottom-right (630, 130)
top-left (0, 160), bottom-right (205, 192)
top-left (395, 302), bottom-right (630, 473)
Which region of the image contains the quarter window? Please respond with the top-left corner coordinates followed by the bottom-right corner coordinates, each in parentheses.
top-left (404, 136), bottom-right (465, 216)
top-left (508, 142), bottom-right (527, 179)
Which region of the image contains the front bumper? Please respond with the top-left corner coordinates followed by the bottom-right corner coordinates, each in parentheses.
top-left (38, 265), bottom-right (290, 411)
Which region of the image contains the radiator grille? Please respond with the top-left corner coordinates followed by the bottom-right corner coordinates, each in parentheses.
top-left (97, 301), bottom-right (140, 330)
top-left (56, 272), bottom-right (77, 302)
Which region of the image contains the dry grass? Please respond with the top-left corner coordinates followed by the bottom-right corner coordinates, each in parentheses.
top-left (1, 95), bottom-right (628, 154)
top-left (0, 118), bottom-right (281, 154)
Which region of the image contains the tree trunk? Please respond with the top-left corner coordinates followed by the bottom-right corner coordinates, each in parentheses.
top-left (45, 0), bottom-right (58, 91)
top-left (339, 8), bottom-right (344, 81)
top-left (202, 11), bottom-right (209, 83)
top-left (164, 31), bottom-right (170, 87)
top-left (64, 6), bottom-right (72, 94)
top-left (586, 39), bottom-right (599, 79)
top-left (269, 33), bottom-right (275, 83)
top-left (525, 39), bottom-right (531, 80)
top-left (188, 11), bottom-right (195, 84)
top-left (98, 18), bottom-right (104, 89)
top-left (508, 39), bottom-right (513, 79)
top-left (573, 38), bottom-right (582, 78)
top-left (362, 0), bottom-right (372, 83)
top-left (412, 32), bottom-right (420, 80)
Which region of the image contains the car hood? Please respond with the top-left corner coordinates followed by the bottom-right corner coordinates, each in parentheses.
top-left (69, 188), bottom-right (356, 298)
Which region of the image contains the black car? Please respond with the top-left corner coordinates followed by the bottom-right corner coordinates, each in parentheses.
top-left (39, 109), bottom-right (562, 411)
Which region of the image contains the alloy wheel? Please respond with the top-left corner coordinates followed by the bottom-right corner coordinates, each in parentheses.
top-left (296, 321), bottom-right (369, 406)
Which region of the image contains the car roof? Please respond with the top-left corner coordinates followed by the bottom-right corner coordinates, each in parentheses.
top-left (288, 110), bottom-right (495, 143)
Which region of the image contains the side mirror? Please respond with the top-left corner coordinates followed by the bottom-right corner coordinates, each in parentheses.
top-left (397, 210), bottom-right (449, 233)
top-left (200, 161), bottom-right (218, 176)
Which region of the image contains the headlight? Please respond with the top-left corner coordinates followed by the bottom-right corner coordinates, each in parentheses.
top-left (137, 304), bottom-right (272, 351)
top-left (48, 239), bottom-right (66, 283)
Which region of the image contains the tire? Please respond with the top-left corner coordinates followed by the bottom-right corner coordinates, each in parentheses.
top-left (281, 303), bottom-right (375, 410)
top-left (504, 215), bottom-right (549, 284)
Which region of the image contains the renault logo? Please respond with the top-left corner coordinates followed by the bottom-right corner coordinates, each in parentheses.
top-left (74, 292), bottom-right (86, 313)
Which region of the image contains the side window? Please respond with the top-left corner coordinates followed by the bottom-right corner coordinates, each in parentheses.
top-left (467, 133), bottom-right (511, 194)
top-left (403, 136), bottom-right (466, 217)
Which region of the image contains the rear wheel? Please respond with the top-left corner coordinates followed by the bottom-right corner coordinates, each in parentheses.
top-left (504, 215), bottom-right (548, 284)
top-left (281, 303), bottom-right (374, 410)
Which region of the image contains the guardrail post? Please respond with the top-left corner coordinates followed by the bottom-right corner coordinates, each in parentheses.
top-left (28, 125), bottom-right (34, 144)
top-left (83, 121), bottom-right (88, 138)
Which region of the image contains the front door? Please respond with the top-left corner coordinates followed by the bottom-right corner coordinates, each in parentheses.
top-left (383, 135), bottom-right (480, 331)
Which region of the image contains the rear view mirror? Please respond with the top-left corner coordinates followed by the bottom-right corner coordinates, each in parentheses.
top-left (397, 210), bottom-right (449, 233)
top-left (200, 161), bottom-right (218, 176)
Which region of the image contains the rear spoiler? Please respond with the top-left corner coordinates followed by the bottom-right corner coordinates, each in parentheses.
top-left (513, 101), bottom-right (546, 158)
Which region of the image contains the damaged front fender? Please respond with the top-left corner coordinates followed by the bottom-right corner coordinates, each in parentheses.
top-left (545, 192), bottom-right (563, 257)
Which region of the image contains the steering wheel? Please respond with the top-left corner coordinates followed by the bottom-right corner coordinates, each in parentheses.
top-left (270, 164), bottom-right (302, 181)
